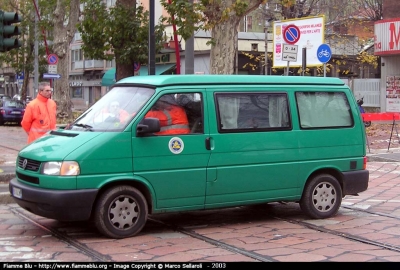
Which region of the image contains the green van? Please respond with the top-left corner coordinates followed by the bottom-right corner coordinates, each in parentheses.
top-left (9, 75), bottom-right (369, 239)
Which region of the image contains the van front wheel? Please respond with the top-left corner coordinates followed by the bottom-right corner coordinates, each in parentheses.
top-left (94, 186), bottom-right (148, 239)
top-left (300, 174), bottom-right (342, 219)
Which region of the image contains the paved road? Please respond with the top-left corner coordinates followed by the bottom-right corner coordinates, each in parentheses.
top-left (2, 160), bottom-right (400, 262)
top-left (1, 125), bottom-right (400, 262)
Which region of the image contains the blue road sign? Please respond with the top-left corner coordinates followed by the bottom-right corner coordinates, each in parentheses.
top-left (43, 73), bottom-right (61, 79)
top-left (317, 44), bottom-right (332, 63)
top-left (16, 72), bottom-right (24, 79)
top-left (134, 62), bottom-right (140, 72)
top-left (283, 24), bottom-right (301, 45)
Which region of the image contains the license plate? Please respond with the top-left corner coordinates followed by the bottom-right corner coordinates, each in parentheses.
top-left (11, 111), bottom-right (21, 114)
top-left (12, 187), bottom-right (22, 199)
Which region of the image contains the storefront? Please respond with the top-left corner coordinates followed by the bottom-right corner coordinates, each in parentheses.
top-left (69, 80), bottom-right (103, 109)
top-left (375, 18), bottom-right (400, 112)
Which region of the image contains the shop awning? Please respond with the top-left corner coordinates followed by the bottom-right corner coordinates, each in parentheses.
top-left (101, 63), bottom-right (176, 86)
top-left (138, 63), bottom-right (176, 76)
top-left (101, 68), bottom-right (116, 86)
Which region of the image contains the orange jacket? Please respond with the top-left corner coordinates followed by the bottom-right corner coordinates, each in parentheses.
top-left (96, 108), bottom-right (130, 123)
top-left (21, 94), bottom-right (57, 143)
top-left (146, 105), bottom-right (190, 135)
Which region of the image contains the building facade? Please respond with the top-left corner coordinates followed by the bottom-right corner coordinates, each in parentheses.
top-left (374, 0), bottom-right (400, 112)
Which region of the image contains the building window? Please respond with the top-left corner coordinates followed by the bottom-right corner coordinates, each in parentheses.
top-left (71, 49), bottom-right (83, 69)
top-left (247, 16), bottom-right (253, 31)
top-left (72, 87), bottom-right (83, 98)
top-left (106, 0), bottom-right (116, 8)
top-left (106, 60), bottom-right (115, 68)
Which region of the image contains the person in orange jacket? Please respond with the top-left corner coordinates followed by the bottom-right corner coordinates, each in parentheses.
top-left (94, 100), bottom-right (130, 124)
top-left (21, 82), bottom-right (57, 143)
top-left (146, 94), bottom-right (190, 135)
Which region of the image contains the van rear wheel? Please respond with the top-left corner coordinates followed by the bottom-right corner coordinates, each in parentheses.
top-left (94, 186), bottom-right (148, 239)
top-left (300, 174), bottom-right (342, 219)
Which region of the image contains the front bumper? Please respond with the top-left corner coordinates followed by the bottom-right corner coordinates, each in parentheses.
top-left (9, 178), bottom-right (98, 221)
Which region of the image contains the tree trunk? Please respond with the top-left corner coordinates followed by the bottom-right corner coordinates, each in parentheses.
top-left (208, 0), bottom-right (263, 74)
top-left (210, 17), bottom-right (240, 74)
top-left (115, 51), bottom-right (134, 82)
top-left (115, 0), bottom-right (137, 81)
top-left (51, 0), bottom-right (80, 122)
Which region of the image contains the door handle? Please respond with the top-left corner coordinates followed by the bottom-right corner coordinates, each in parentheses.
top-left (205, 137), bottom-right (211, 150)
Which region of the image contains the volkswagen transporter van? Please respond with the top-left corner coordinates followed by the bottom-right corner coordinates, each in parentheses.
top-left (9, 75), bottom-right (369, 238)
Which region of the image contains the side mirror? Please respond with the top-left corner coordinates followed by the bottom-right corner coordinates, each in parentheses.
top-left (136, 117), bottom-right (160, 136)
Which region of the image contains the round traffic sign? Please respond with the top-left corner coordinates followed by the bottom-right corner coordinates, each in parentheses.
top-left (47, 54), bottom-right (58, 65)
top-left (134, 62), bottom-right (141, 72)
top-left (316, 44), bottom-right (332, 63)
top-left (283, 24), bottom-right (301, 45)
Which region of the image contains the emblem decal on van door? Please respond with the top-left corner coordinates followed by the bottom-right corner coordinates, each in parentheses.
top-left (169, 137), bottom-right (184, 154)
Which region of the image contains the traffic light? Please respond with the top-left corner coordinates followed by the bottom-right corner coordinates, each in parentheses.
top-left (0, 10), bottom-right (22, 52)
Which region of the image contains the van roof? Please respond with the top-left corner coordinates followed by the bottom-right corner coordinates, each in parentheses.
top-left (116, 75), bottom-right (346, 87)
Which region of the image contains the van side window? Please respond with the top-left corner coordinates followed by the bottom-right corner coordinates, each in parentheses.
top-left (176, 93), bottom-right (203, 133)
top-left (216, 93), bottom-right (290, 132)
top-left (144, 93), bottom-right (203, 135)
top-left (296, 92), bottom-right (353, 128)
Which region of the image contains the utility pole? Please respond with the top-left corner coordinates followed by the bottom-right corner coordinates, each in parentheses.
top-left (34, 0), bottom-right (39, 93)
top-left (148, 0), bottom-right (155, 75)
top-left (263, 4), bottom-right (274, 76)
top-left (185, 0), bottom-right (194, 74)
top-left (264, 19), bottom-right (272, 75)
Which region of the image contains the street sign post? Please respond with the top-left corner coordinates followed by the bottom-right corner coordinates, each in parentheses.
top-left (43, 73), bottom-right (61, 79)
top-left (316, 44), bottom-right (332, 77)
top-left (282, 25), bottom-right (301, 76)
top-left (47, 55), bottom-right (58, 88)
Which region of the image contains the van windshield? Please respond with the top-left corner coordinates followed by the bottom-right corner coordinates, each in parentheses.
top-left (66, 86), bottom-right (155, 131)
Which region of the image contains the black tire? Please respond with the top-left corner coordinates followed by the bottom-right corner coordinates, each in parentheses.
top-left (364, 121), bottom-right (371, 127)
top-left (300, 174), bottom-right (342, 219)
top-left (94, 186), bottom-right (148, 239)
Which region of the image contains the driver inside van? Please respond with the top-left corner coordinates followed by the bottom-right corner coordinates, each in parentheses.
top-left (95, 100), bottom-right (130, 123)
top-left (145, 95), bottom-right (190, 135)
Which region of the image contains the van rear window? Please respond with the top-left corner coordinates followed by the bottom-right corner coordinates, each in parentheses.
top-left (296, 92), bottom-right (353, 129)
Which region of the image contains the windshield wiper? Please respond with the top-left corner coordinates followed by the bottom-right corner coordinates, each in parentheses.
top-left (73, 123), bottom-right (93, 131)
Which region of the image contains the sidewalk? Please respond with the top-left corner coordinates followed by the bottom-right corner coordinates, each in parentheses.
top-left (368, 149), bottom-right (400, 162)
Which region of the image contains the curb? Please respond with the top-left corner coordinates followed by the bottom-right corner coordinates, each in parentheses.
top-left (0, 173), bottom-right (15, 204)
top-left (0, 192), bottom-right (15, 204)
top-left (367, 155), bottom-right (400, 162)
top-left (0, 173), bottom-right (15, 184)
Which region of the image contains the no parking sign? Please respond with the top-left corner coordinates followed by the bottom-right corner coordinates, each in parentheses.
top-left (47, 54), bottom-right (58, 65)
top-left (283, 24), bottom-right (301, 45)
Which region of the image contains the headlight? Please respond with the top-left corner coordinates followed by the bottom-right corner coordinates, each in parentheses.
top-left (42, 161), bottom-right (80, 176)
